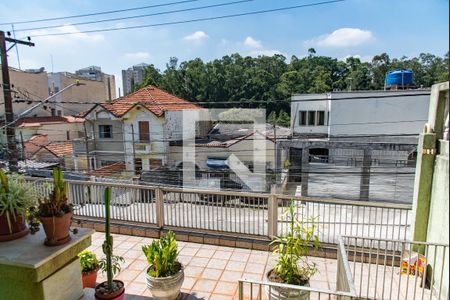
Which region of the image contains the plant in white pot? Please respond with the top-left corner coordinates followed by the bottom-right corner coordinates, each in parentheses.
top-left (266, 201), bottom-right (320, 300)
top-left (142, 231), bottom-right (184, 300)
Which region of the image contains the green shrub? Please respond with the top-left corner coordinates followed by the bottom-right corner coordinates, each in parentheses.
top-left (270, 201), bottom-right (319, 285)
top-left (142, 231), bottom-right (180, 278)
top-left (0, 171), bottom-right (37, 233)
top-left (78, 250), bottom-right (100, 273)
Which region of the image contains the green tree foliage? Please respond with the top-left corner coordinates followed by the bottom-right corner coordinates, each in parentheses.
top-left (136, 51), bottom-right (448, 116)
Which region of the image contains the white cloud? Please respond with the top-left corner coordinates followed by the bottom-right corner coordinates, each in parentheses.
top-left (244, 36), bottom-right (262, 49)
top-left (124, 52), bottom-right (151, 60)
top-left (340, 54), bottom-right (372, 62)
top-left (184, 31), bottom-right (209, 41)
top-left (30, 24), bottom-right (105, 42)
top-left (306, 28), bottom-right (374, 48)
top-left (249, 49), bottom-right (285, 57)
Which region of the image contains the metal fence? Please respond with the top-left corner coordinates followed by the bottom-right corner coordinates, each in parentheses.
top-left (342, 235), bottom-right (449, 300)
top-left (238, 278), bottom-right (357, 300)
top-left (26, 178), bottom-right (412, 246)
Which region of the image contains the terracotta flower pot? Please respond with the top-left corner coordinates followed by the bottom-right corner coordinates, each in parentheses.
top-left (82, 268), bottom-right (99, 288)
top-left (95, 280), bottom-right (125, 300)
top-left (40, 211), bottom-right (73, 246)
top-left (0, 213), bottom-right (29, 242)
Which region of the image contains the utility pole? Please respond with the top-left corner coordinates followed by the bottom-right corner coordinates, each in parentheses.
top-left (0, 30), bottom-right (34, 172)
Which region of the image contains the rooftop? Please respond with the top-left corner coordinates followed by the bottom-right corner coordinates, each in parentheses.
top-left (44, 142), bottom-right (74, 157)
top-left (16, 116), bottom-right (84, 127)
top-left (89, 85), bottom-right (202, 117)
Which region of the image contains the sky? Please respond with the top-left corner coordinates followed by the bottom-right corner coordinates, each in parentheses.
top-left (0, 0), bottom-right (448, 96)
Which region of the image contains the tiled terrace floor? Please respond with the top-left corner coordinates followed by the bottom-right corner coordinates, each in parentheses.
top-left (88, 231), bottom-right (337, 299)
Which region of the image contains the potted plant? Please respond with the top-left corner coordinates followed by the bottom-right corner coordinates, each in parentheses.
top-left (37, 167), bottom-right (73, 246)
top-left (0, 171), bottom-right (36, 242)
top-left (266, 201), bottom-right (319, 300)
top-left (95, 187), bottom-right (125, 300)
top-left (142, 231), bottom-right (184, 300)
top-left (79, 250), bottom-right (100, 288)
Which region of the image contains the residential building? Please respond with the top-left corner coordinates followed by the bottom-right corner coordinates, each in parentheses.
top-left (0, 67), bottom-right (50, 118)
top-left (48, 70), bottom-right (116, 116)
top-left (73, 85), bottom-right (207, 174)
top-left (121, 63), bottom-right (148, 95)
top-left (28, 141), bottom-right (75, 170)
top-left (75, 66), bottom-right (116, 101)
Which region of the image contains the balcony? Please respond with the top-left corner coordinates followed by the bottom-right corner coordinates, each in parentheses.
top-left (22, 178), bottom-right (448, 300)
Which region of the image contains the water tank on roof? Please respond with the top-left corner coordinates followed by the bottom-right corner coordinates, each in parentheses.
top-left (385, 69), bottom-right (414, 87)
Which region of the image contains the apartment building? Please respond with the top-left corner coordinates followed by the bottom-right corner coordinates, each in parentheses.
top-left (121, 63), bottom-right (148, 95)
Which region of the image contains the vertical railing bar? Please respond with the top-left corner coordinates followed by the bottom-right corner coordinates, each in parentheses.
top-left (396, 241), bottom-right (403, 300)
top-left (405, 242), bottom-right (413, 298)
top-left (437, 246), bottom-right (446, 299)
top-left (366, 239), bottom-right (373, 299)
top-left (420, 244), bottom-right (429, 300)
top-left (374, 239), bottom-right (380, 299)
top-left (429, 244), bottom-right (438, 300)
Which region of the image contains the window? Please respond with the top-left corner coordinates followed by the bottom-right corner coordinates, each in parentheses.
top-left (149, 159), bottom-right (162, 169)
top-left (134, 158), bottom-right (142, 175)
top-left (317, 111), bottom-right (325, 126)
top-left (308, 111), bottom-right (316, 126)
top-left (298, 111), bottom-right (307, 126)
top-left (99, 125), bottom-right (113, 138)
top-left (138, 121), bottom-right (150, 142)
top-left (51, 108), bottom-right (56, 116)
top-left (57, 110), bottom-right (62, 117)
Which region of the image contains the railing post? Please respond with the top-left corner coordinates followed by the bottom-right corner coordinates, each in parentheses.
top-left (155, 187), bottom-right (165, 228)
top-left (268, 186), bottom-right (278, 238)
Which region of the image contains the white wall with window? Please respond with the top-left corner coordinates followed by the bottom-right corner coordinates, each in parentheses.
top-left (291, 93), bottom-right (330, 136)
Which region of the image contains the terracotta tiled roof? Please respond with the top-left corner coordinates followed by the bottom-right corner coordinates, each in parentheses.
top-left (88, 162), bottom-right (126, 177)
top-left (16, 116), bottom-right (84, 127)
top-left (97, 85), bottom-right (202, 117)
top-left (44, 142), bottom-right (73, 157)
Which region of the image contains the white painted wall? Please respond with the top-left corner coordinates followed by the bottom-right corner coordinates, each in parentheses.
top-left (291, 90), bottom-right (431, 139)
top-left (291, 94), bottom-right (329, 135)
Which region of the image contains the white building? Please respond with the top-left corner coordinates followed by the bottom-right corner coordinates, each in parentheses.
top-left (121, 63), bottom-right (149, 96)
top-left (74, 85), bottom-right (208, 173)
top-left (291, 90), bottom-right (431, 142)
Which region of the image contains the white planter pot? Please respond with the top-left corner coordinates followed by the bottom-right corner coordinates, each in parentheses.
top-left (146, 266), bottom-right (184, 300)
top-left (265, 270), bottom-right (310, 300)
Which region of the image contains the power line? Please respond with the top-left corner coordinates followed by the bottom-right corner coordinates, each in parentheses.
top-left (0, 0), bottom-right (204, 26)
top-left (15, 0), bottom-right (255, 33)
top-left (26, 0), bottom-right (346, 38)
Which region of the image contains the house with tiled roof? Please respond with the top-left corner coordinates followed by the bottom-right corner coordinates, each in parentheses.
top-left (73, 85), bottom-right (209, 174)
top-left (29, 142), bottom-right (75, 170)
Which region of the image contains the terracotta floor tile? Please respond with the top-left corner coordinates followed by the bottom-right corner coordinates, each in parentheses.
top-left (116, 241), bottom-right (137, 250)
top-left (179, 255), bottom-right (193, 266)
top-left (220, 270), bottom-right (243, 282)
top-left (226, 261), bottom-right (247, 272)
top-left (244, 263), bottom-right (266, 274)
top-left (193, 279), bottom-right (217, 293)
top-left (126, 236), bottom-right (144, 242)
top-left (214, 281), bottom-right (238, 296)
top-left (133, 270), bottom-right (148, 284)
top-left (184, 266), bottom-right (205, 278)
top-left (180, 247), bottom-right (199, 256)
top-left (189, 257), bottom-right (210, 268)
top-left (248, 254), bottom-right (268, 264)
top-left (115, 269), bottom-right (140, 283)
top-left (182, 276), bottom-right (198, 290)
top-left (210, 294), bottom-right (233, 300)
top-left (200, 268), bottom-right (223, 280)
top-left (230, 252), bottom-right (250, 262)
top-left (123, 249), bottom-right (143, 260)
top-left (128, 259), bottom-right (148, 271)
top-left (125, 282), bottom-right (147, 295)
top-left (196, 248), bottom-right (216, 258)
top-left (213, 250), bottom-right (233, 260)
top-left (207, 258), bottom-right (228, 269)
top-left (242, 272), bottom-right (263, 281)
top-left (201, 244), bottom-right (218, 250)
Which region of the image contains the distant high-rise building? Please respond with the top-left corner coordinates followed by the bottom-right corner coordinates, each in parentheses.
top-left (75, 66), bottom-right (103, 81)
top-left (121, 63), bottom-right (149, 95)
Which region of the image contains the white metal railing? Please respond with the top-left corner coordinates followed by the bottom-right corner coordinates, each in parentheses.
top-left (26, 177), bottom-right (412, 246)
top-left (342, 235), bottom-right (449, 300)
top-left (238, 278), bottom-right (358, 300)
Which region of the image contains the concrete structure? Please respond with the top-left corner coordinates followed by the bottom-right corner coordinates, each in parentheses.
top-left (48, 71), bottom-right (116, 116)
top-left (411, 82), bottom-right (449, 298)
top-left (73, 85), bottom-right (207, 174)
top-left (292, 90), bottom-right (431, 141)
top-left (0, 228), bottom-right (93, 300)
top-left (121, 63), bottom-right (148, 95)
top-left (0, 67), bottom-right (50, 118)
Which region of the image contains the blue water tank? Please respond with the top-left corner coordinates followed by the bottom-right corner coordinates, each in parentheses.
top-left (385, 69), bottom-right (414, 86)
